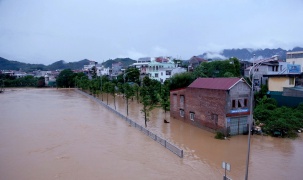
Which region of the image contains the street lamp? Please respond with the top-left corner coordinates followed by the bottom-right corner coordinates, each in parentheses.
top-left (245, 56), bottom-right (274, 180)
top-left (123, 72), bottom-right (130, 116)
top-left (100, 74), bottom-right (103, 101)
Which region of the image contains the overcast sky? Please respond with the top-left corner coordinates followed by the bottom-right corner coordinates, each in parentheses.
top-left (0, 0), bottom-right (302, 65)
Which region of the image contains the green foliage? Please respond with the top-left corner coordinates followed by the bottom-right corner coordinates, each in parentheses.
top-left (223, 72), bottom-right (234, 77)
top-left (56, 69), bottom-right (75, 88)
top-left (124, 82), bottom-right (135, 116)
top-left (159, 83), bottom-right (170, 115)
top-left (1, 75), bottom-right (40, 87)
top-left (254, 96), bottom-right (303, 138)
top-left (215, 131), bottom-right (225, 140)
top-left (198, 58), bottom-right (240, 77)
top-left (126, 68), bottom-right (140, 84)
top-left (168, 72), bottom-right (195, 90)
top-left (37, 77), bottom-right (45, 87)
top-left (140, 76), bottom-right (160, 127)
top-left (191, 64), bottom-right (207, 79)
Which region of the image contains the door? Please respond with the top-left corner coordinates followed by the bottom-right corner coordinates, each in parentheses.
top-left (229, 117), bottom-right (248, 135)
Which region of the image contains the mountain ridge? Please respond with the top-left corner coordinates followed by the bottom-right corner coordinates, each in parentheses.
top-left (0, 57), bottom-right (135, 72)
top-left (199, 47), bottom-right (303, 61)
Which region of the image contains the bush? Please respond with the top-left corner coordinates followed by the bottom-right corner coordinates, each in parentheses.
top-left (215, 131), bottom-right (225, 140)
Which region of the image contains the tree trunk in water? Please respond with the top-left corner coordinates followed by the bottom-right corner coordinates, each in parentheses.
top-left (144, 111), bottom-right (147, 127)
top-left (126, 98), bottom-right (129, 116)
top-left (114, 96), bottom-right (116, 110)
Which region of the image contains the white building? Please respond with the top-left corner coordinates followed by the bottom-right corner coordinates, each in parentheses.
top-left (83, 61), bottom-right (97, 71)
top-left (96, 65), bottom-right (110, 76)
top-left (130, 56), bottom-right (186, 83)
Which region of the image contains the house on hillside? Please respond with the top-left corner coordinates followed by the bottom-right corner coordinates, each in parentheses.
top-left (170, 77), bottom-right (251, 136)
top-left (188, 56), bottom-right (207, 71)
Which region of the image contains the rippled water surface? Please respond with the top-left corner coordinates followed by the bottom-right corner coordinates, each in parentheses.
top-left (0, 88), bottom-right (302, 180)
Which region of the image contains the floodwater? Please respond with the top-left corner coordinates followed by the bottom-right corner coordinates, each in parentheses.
top-left (0, 89), bottom-right (302, 180)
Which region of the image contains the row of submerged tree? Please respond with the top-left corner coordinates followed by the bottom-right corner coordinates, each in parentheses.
top-left (1, 57), bottom-right (301, 137)
top-left (71, 68), bottom-right (170, 127)
top-left (56, 58), bottom-right (241, 127)
top-left (54, 57), bottom-right (302, 137)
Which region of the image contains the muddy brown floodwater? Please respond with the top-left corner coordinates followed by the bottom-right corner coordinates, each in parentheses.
top-left (0, 88), bottom-right (302, 180)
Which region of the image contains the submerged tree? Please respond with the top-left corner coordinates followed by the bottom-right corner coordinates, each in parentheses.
top-left (140, 76), bottom-right (159, 127)
top-left (56, 69), bottom-right (75, 88)
top-left (124, 82), bottom-right (135, 116)
top-left (108, 82), bottom-right (117, 110)
top-left (103, 82), bottom-right (111, 105)
top-left (159, 82), bottom-right (170, 122)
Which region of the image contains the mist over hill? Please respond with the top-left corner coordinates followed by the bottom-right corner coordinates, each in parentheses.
top-left (1, 47), bottom-right (303, 72)
top-left (199, 47), bottom-right (303, 61)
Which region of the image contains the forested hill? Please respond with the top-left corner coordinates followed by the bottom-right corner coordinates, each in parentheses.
top-left (0, 57), bottom-right (135, 72)
top-left (102, 58), bottom-right (136, 68)
top-left (199, 47), bottom-right (303, 60)
top-left (0, 57), bottom-right (46, 71)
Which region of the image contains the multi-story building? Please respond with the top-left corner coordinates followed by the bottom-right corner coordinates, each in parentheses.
top-left (286, 51), bottom-right (303, 72)
top-left (244, 56), bottom-right (301, 90)
top-left (147, 59), bottom-right (176, 82)
top-left (170, 77), bottom-right (251, 136)
top-left (130, 56), bottom-right (186, 83)
top-left (96, 65), bottom-right (110, 77)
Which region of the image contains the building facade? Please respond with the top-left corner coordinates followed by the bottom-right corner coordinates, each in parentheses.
top-left (287, 51), bottom-right (303, 72)
top-left (170, 78), bottom-right (251, 136)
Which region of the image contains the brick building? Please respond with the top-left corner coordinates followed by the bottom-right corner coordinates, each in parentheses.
top-left (170, 77), bottom-right (251, 136)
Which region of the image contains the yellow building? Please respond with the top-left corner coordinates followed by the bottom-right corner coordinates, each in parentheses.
top-left (267, 75), bottom-right (296, 91)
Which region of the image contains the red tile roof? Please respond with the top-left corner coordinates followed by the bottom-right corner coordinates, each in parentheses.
top-left (188, 77), bottom-right (243, 90)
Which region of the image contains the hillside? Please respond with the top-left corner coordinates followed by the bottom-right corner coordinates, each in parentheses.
top-left (46, 59), bottom-right (91, 70)
top-left (0, 57), bottom-right (46, 71)
top-left (102, 58), bottom-right (136, 68)
top-left (0, 57), bottom-right (136, 72)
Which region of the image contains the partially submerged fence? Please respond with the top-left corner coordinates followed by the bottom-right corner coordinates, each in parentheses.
top-left (75, 89), bottom-right (183, 158)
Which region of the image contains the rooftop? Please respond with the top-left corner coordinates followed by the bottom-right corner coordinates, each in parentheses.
top-left (188, 77), bottom-right (244, 90)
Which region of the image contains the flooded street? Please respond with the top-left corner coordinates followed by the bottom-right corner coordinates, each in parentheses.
top-left (1, 89), bottom-right (302, 180)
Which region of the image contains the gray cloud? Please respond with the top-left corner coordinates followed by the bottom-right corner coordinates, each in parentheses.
top-left (0, 0), bottom-right (302, 64)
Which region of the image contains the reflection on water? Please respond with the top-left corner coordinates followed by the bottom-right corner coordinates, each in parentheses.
top-left (0, 88), bottom-right (302, 180)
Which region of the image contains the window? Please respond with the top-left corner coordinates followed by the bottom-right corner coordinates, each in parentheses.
top-left (232, 98), bottom-right (248, 108)
top-left (238, 99), bottom-right (244, 108)
top-left (211, 113), bottom-right (218, 125)
top-left (180, 95), bottom-right (184, 103)
top-left (161, 72), bottom-right (163, 76)
top-left (155, 73), bottom-right (158, 77)
top-left (173, 94), bottom-right (177, 105)
top-left (232, 100), bottom-right (236, 108)
top-left (180, 109), bottom-right (184, 117)
top-left (190, 112), bottom-right (195, 121)
top-left (166, 71), bottom-right (171, 75)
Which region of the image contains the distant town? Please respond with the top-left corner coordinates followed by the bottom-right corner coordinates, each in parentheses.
top-left (1, 48), bottom-right (303, 138)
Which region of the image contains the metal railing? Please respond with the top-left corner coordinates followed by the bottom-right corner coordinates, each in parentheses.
top-left (75, 89), bottom-right (183, 158)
